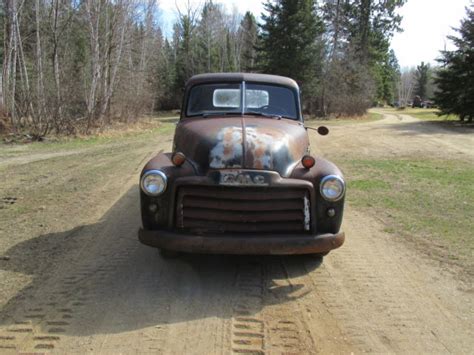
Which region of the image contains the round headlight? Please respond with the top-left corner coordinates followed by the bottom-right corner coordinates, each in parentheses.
top-left (141, 170), bottom-right (167, 196)
top-left (320, 175), bottom-right (345, 201)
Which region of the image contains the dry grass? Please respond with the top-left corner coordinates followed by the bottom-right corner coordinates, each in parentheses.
top-left (0, 118), bottom-right (175, 157)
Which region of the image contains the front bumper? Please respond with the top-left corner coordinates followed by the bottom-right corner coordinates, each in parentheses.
top-left (138, 228), bottom-right (345, 255)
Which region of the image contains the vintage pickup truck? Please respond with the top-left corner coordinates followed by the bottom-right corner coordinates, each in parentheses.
top-left (138, 73), bottom-right (345, 256)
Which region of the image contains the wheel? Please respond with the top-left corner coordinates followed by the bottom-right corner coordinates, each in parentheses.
top-left (158, 248), bottom-right (180, 259)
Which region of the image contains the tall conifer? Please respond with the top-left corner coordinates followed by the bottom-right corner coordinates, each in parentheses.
top-left (434, 6), bottom-right (474, 122)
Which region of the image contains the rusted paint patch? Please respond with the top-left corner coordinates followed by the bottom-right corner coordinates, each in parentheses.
top-left (209, 126), bottom-right (243, 168)
top-left (175, 116), bottom-right (308, 175)
top-left (245, 126), bottom-right (289, 170)
top-left (209, 125), bottom-right (292, 171)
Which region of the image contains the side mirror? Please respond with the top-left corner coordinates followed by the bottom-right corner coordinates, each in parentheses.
top-left (305, 125), bottom-right (330, 135)
top-left (317, 126), bottom-right (329, 136)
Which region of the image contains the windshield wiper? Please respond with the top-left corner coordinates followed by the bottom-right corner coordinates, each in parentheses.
top-left (201, 112), bottom-right (240, 118)
top-left (244, 111), bottom-right (282, 120)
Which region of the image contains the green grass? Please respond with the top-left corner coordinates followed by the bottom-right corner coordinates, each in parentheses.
top-left (342, 157), bottom-right (474, 266)
top-left (367, 111), bottom-right (384, 121)
top-left (382, 108), bottom-right (459, 121)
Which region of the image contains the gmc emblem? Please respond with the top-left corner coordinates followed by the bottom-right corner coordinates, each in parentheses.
top-left (220, 172), bottom-right (268, 186)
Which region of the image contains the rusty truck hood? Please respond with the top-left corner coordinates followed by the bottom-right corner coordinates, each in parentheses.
top-left (173, 116), bottom-right (308, 177)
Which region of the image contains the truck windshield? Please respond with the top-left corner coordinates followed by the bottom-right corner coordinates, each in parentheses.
top-left (186, 82), bottom-right (299, 119)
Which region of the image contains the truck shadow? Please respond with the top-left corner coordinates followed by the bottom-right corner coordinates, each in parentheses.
top-left (0, 185), bottom-right (323, 338)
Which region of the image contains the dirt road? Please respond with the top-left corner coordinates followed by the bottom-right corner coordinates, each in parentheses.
top-left (0, 112), bottom-right (472, 353)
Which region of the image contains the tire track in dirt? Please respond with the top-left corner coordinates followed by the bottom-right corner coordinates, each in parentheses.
top-left (276, 256), bottom-right (355, 354)
top-left (263, 258), bottom-right (316, 354)
top-left (231, 261), bottom-right (265, 354)
top-left (67, 245), bottom-right (171, 354)
top-left (0, 243), bottom-right (140, 352)
top-left (230, 258), bottom-right (321, 354)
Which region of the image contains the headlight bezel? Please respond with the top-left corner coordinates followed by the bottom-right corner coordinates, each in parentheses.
top-left (141, 170), bottom-right (167, 196)
top-left (320, 175), bottom-right (345, 202)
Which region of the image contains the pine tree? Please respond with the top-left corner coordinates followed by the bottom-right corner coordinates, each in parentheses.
top-left (238, 12), bottom-right (258, 72)
top-left (156, 39), bottom-right (178, 110)
top-left (196, 1), bottom-right (221, 72)
top-left (434, 6), bottom-right (474, 122)
top-left (414, 62), bottom-right (430, 101)
top-left (258, 0), bottom-right (324, 111)
top-left (173, 15), bottom-right (197, 102)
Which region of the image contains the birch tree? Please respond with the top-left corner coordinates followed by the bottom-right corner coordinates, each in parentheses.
top-left (398, 68), bottom-right (415, 108)
top-left (84, 0), bottom-right (101, 131)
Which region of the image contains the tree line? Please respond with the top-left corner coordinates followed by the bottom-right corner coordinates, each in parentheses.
top-left (0, 0), bottom-right (406, 137)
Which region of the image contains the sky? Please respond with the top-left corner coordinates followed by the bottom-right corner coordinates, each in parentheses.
top-left (159, 0), bottom-right (472, 68)
top-left (391, 0), bottom-right (472, 68)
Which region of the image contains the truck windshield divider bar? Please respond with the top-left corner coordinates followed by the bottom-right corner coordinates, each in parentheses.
top-left (241, 81), bottom-right (246, 116)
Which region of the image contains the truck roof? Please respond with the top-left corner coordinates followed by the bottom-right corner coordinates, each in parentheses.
top-left (185, 73), bottom-right (299, 91)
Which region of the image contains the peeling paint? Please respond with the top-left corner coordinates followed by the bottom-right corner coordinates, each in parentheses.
top-left (209, 125), bottom-right (291, 170)
top-left (245, 126), bottom-right (289, 170)
top-left (209, 126), bottom-right (243, 168)
top-left (175, 116), bottom-right (308, 176)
